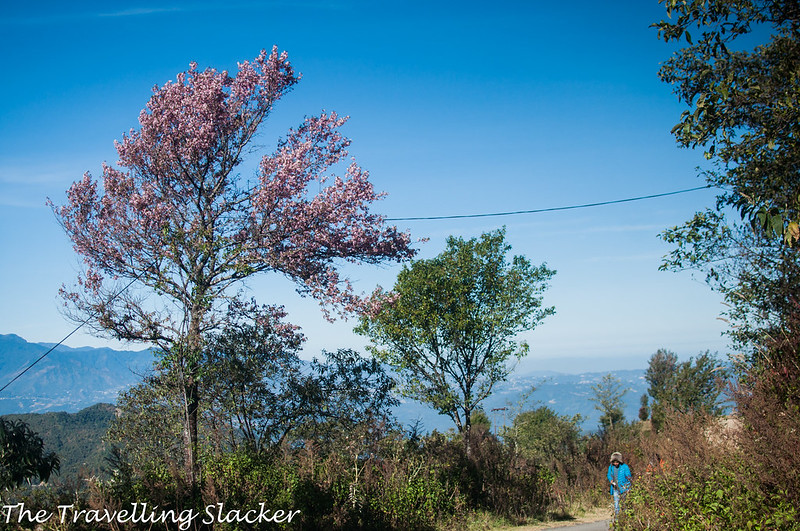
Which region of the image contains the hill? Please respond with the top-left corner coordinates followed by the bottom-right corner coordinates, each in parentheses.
top-left (0, 334), bottom-right (154, 415)
top-left (2, 403), bottom-right (117, 481)
top-left (393, 369), bottom-right (648, 434)
top-left (0, 335), bottom-right (647, 432)
top-left (0, 334), bottom-right (650, 481)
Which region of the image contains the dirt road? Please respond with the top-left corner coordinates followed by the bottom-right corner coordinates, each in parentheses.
top-left (497, 506), bottom-right (611, 530)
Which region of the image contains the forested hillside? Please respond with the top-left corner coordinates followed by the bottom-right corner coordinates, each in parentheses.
top-left (2, 404), bottom-right (116, 481)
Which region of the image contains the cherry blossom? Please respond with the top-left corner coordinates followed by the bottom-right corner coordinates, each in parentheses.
top-left (51, 47), bottom-right (415, 484)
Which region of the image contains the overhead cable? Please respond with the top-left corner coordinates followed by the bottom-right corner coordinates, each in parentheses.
top-left (0, 274), bottom-right (142, 394)
top-left (0, 185), bottom-right (713, 391)
top-left (386, 185), bottom-right (713, 221)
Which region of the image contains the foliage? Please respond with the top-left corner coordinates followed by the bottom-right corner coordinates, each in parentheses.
top-left (358, 228), bottom-right (555, 454)
top-left (589, 373), bottom-right (627, 432)
top-left (0, 418), bottom-right (60, 490)
top-left (420, 429), bottom-right (553, 524)
top-left (732, 306), bottom-right (800, 503)
top-left (621, 456), bottom-right (800, 530)
top-left (203, 450), bottom-right (299, 528)
top-left (638, 394), bottom-right (650, 422)
top-left (3, 404), bottom-right (115, 482)
top-left (620, 321), bottom-right (800, 530)
top-left (106, 369), bottom-right (186, 484)
top-left (506, 406), bottom-right (582, 470)
top-left (644, 349), bottom-right (728, 431)
top-left (51, 48), bottom-right (415, 484)
top-left (656, 0), bottom-right (800, 356)
top-left (655, 0), bottom-right (800, 239)
top-left (202, 301), bottom-right (305, 453)
top-left (108, 344), bottom-right (397, 487)
top-left (469, 409), bottom-right (491, 432)
top-left (288, 348), bottom-right (399, 449)
top-left (661, 213), bottom-right (800, 357)
top-left (94, 426), bottom-right (465, 531)
top-left (649, 4), bottom-right (800, 524)
top-left (0, 478), bottom-right (94, 531)
top-left (617, 411), bottom-right (800, 530)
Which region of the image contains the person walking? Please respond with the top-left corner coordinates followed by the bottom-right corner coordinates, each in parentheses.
top-left (607, 451), bottom-right (632, 518)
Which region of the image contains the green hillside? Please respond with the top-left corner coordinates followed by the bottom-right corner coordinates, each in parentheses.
top-left (1, 403), bottom-right (116, 482)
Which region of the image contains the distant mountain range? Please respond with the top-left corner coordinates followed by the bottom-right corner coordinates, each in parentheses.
top-left (394, 369), bottom-right (648, 435)
top-left (0, 334), bottom-right (647, 433)
top-left (0, 334), bottom-right (154, 415)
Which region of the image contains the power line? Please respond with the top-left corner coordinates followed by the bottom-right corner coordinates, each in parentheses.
top-left (0, 185), bottom-right (712, 392)
top-left (386, 185), bottom-right (713, 221)
top-left (0, 274), bottom-right (142, 394)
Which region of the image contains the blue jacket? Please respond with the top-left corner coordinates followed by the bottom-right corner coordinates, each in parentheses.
top-left (607, 463), bottom-right (632, 495)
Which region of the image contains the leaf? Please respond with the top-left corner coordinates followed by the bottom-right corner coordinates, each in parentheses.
top-left (785, 222), bottom-right (799, 247)
top-left (771, 212), bottom-right (784, 237)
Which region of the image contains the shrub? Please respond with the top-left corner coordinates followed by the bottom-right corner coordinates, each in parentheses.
top-left (616, 411), bottom-right (800, 530)
top-left (421, 428), bottom-right (553, 524)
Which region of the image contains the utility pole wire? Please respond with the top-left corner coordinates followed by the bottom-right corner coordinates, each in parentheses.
top-left (0, 274), bottom-right (142, 394)
top-left (386, 185), bottom-right (713, 221)
top-left (0, 185), bottom-right (713, 392)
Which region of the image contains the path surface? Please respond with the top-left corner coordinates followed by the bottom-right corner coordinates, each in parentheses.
top-left (498, 507), bottom-right (611, 530)
top-left (550, 520), bottom-right (610, 530)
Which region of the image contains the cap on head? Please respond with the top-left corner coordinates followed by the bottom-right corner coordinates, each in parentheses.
top-left (610, 452), bottom-right (623, 463)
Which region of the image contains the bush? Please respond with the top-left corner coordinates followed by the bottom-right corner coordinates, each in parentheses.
top-left (204, 449), bottom-right (299, 529)
top-left (420, 428), bottom-right (554, 524)
top-left (616, 411), bottom-right (800, 530)
top-left (0, 478), bottom-right (92, 531)
top-left (202, 434), bottom-right (464, 531)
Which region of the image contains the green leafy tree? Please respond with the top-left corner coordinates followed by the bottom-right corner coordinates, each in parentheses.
top-left (202, 300), bottom-right (305, 454)
top-left (656, 0), bottom-right (800, 240)
top-left (357, 228), bottom-right (555, 455)
top-left (110, 343), bottom-right (397, 477)
top-left (638, 393), bottom-right (650, 422)
top-left (106, 370), bottom-right (186, 481)
top-left (656, 0), bottom-right (800, 357)
top-left (0, 418), bottom-right (60, 490)
top-left (506, 406), bottom-right (582, 470)
top-left (645, 349), bottom-right (728, 430)
top-left (590, 373), bottom-right (627, 433)
top-left (644, 349), bottom-right (678, 400)
top-left (470, 408), bottom-right (492, 433)
top-left (288, 348), bottom-right (398, 448)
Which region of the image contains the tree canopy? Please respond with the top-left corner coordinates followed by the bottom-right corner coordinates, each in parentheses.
top-left (590, 373), bottom-right (627, 433)
top-left (644, 348), bottom-right (728, 430)
top-left (656, 0), bottom-right (800, 237)
top-left (507, 406), bottom-right (582, 469)
top-left (656, 0), bottom-right (800, 357)
top-left (357, 228), bottom-right (555, 453)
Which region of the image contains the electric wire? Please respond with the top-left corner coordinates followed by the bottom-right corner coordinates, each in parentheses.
top-left (386, 185), bottom-right (712, 221)
top-left (0, 184), bottom-right (713, 392)
top-left (0, 274), bottom-right (142, 394)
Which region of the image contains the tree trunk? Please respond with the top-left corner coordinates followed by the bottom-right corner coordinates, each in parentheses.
top-left (184, 378), bottom-right (200, 489)
top-left (464, 408), bottom-right (472, 457)
top-left (184, 308), bottom-right (204, 491)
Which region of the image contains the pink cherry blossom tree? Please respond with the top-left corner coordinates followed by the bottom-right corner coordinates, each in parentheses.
top-left (51, 47), bottom-right (415, 485)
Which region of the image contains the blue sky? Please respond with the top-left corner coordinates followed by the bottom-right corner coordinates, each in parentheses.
top-left (0, 1), bottom-right (728, 373)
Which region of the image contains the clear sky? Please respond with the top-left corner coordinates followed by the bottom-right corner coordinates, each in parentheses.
top-left (0, 1), bottom-right (729, 374)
